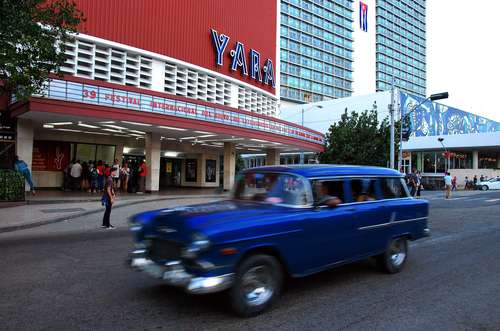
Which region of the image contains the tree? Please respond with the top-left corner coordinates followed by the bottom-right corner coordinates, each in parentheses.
top-left (320, 107), bottom-right (401, 167)
top-left (235, 154), bottom-right (245, 172)
top-left (0, 0), bottom-right (84, 99)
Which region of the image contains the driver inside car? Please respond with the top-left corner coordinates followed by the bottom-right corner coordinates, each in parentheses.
top-left (314, 181), bottom-right (342, 207)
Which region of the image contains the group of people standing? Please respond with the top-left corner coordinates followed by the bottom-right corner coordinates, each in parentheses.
top-left (406, 169), bottom-right (423, 198)
top-left (63, 159), bottom-right (147, 194)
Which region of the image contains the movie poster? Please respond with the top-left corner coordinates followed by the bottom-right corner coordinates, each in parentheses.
top-left (205, 160), bottom-right (216, 183)
top-left (185, 159), bottom-right (197, 182)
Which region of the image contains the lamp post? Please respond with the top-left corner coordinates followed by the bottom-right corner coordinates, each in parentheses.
top-left (438, 137), bottom-right (449, 173)
top-left (396, 92), bottom-right (449, 172)
top-left (300, 104), bottom-right (323, 164)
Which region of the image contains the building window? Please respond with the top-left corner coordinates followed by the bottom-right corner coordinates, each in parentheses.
top-left (423, 152), bottom-right (435, 173)
top-left (479, 152), bottom-right (498, 169)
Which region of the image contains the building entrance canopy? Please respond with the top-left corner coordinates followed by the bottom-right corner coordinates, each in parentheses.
top-left (11, 76), bottom-right (324, 153)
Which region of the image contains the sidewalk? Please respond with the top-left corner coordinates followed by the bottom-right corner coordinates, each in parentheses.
top-left (0, 188), bottom-right (228, 233)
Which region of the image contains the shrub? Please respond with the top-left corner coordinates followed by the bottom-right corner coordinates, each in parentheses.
top-left (0, 169), bottom-right (25, 201)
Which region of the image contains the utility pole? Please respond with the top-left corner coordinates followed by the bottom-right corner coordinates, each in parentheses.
top-left (398, 99), bottom-right (403, 173)
top-left (389, 78), bottom-right (395, 169)
top-left (300, 108), bottom-right (305, 164)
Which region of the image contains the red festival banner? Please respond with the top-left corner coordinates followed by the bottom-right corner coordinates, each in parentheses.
top-left (32, 141), bottom-right (71, 171)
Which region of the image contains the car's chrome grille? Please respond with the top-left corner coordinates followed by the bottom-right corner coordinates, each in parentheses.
top-left (147, 239), bottom-right (183, 261)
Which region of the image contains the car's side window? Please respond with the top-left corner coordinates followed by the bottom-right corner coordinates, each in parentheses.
top-left (380, 177), bottom-right (409, 199)
top-left (348, 178), bottom-right (378, 202)
top-left (312, 179), bottom-right (345, 206)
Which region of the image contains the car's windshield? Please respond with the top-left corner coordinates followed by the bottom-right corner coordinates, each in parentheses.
top-left (233, 172), bottom-right (312, 206)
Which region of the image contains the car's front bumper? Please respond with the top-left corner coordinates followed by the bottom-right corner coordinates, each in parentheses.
top-left (128, 250), bottom-right (234, 294)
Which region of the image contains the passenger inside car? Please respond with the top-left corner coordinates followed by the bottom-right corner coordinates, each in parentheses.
top-left (351, 179), bottom-right (376, 202)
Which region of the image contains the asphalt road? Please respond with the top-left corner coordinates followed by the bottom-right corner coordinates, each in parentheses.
top-left (1, 191), bottom-right (500, 330)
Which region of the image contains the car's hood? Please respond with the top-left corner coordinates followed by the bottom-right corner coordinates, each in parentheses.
top-left (132, 200), bottom-right (300, 242)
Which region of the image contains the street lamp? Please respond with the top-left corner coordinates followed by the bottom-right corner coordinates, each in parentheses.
top-left (300, 104), bottom-right (323, 164)
top-left (438, 137), bottom-right (449, 173)
top-left (396, 92), bottom-right (449, 172)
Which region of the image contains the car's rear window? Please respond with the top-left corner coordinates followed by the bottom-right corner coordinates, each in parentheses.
top-left (234, 172), bottom-right (312, 206)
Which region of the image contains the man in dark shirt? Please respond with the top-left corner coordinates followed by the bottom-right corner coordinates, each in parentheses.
top-left (101, 175), bottom-right (116, 229)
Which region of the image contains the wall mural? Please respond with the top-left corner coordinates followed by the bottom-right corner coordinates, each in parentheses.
top-left (399, 92), bottom-right (500, 137)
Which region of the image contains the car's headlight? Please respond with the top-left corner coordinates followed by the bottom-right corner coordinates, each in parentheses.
top-left (129, 219), bottom-right (143, 232)
top-left (182, 233), bottom-right (211, 259)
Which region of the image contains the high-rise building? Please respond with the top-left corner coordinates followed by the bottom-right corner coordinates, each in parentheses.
top-left (374, 0), bottom-right (426, 96)
top-left (279, 0), bottom-right (355, 107)
top-left (280, 0), bottom-right (427, 108)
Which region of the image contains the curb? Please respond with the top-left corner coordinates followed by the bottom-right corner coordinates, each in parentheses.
top-left (0, 194), bottom-right (226, 234)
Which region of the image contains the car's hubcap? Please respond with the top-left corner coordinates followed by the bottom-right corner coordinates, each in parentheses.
top-left (390, 240), bottom-right (406, 266)
top-left (242, 265), bottom-right (274, 306)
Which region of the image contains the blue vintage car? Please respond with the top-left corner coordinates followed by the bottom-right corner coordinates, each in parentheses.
top-left (128, 165), bottom-right (429, 316)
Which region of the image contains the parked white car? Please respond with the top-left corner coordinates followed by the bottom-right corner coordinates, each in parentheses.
top-left (479, 178), bottom-right (500, 190)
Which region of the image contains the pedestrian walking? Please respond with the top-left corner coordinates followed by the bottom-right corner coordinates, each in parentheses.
top-left (14, 155), bottom-right (35, 195)
top-left (120, 162), bottom-right (130, 193)
top-left (137, 160), bottom-right (147, 194)
top-left (416, 171), bottom-right (422, 198)
top-left (89, 161), bottom-right (99, 193)
top-left (63, 160), bottom-right (74, 191)
top-left (473, 175), bottom-right (478, 189)
top-left (444, 172), bottom-right (452, 199)
top-left (70, 160), bottom-right (82, 191)
top-left (96, 160), bottom-right (105, 192)
top-left (81, 161), bottom-right (89, 191)
top-left (101, 174), bottom-right (116, 229)
top-left (451, 176), bottom-right (457, 191)
top-left (409, 169), bottom-right (418, 197)
top-left (111, 159), bottom-right (121, 190)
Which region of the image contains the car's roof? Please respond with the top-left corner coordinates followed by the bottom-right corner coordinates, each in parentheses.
top-left (242, 164), bottom-right (403, 178)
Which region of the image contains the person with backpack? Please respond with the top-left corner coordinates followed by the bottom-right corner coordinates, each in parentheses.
top-left (14, 155), bottom-right (35, 195)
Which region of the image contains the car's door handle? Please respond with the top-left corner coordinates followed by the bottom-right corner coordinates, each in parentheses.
top-left (345, 207), bottom-right (357, 212)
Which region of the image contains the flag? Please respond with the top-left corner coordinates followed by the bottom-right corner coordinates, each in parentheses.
top-left (360, 1), bottom-right (368, 32)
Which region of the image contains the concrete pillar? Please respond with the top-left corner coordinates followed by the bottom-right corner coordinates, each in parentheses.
top-left (223, 142), bottom-right (235, 191)
top-left (16, 119), bottom-right (34, 191)
top-left (266, 148), bottom-right (280, 166)
top-left (145, 132), bottom-right (161, 192)
top-left (472, 150), bottom-right (479, 169)
top-left (115, 143), bottom-right (124, 163)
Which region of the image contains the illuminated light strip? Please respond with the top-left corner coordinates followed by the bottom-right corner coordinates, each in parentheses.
top-left (129, 130), bottom-right (146, 134)
top-left (47, 122), bottom-right (73, 126)
top-left (78, 123), bottom-right (100, 129)
top-left (103, 124), bottom-right (128, 130)
top-left (158, 126), bottom-right (188, 131)
top-left (121, 121), bottom-right (152, 127)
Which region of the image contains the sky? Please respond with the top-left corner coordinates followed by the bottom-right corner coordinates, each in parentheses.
top-left (427, 0), bottom-right (500, 122)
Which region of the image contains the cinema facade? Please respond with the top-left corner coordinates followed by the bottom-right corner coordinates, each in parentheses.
top-left (5, 0), bottom-right (324, 191)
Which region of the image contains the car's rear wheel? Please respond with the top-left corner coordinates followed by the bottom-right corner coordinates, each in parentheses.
top-left (481, 185), bottom-right (489, 191)
top-left (376, 237), bottom-right (408, 274)
top-left (229, 254), bottom-right (283, 317)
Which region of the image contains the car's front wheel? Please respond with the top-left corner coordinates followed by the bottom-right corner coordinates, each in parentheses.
top-left (376, 237), bottom-right (408, 274)
top-left (229, 254), bottom-right (283, 317)
top-left (481, 185), bottom-right (489, 191)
